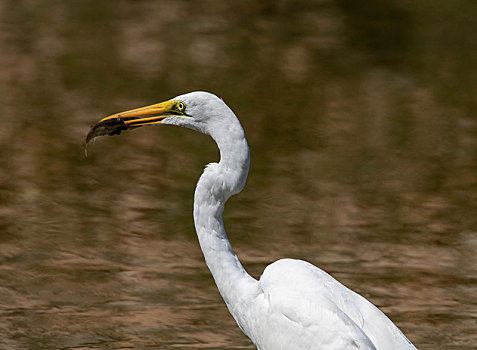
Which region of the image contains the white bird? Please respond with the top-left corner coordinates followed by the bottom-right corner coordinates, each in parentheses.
top-left (86, 91), bottom-right (417, 350)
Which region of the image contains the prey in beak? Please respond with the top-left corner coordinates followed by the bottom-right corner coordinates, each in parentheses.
top-left (84, 99), bottom-right (187, 153)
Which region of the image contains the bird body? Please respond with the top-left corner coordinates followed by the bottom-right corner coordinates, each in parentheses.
top-left (247, 258), bottom-right (414, 350)
top-left (87, 91), bottom-right (417, 350)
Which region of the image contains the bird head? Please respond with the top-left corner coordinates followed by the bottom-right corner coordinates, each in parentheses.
top-left (84, 91), bottom-right (236, 146)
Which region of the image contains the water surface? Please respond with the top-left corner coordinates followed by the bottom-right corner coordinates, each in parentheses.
top-left (0, 1), bottom-right (476, 349)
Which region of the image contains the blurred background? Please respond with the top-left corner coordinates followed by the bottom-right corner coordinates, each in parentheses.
top-left (0, 0), bottom-right (476, 349)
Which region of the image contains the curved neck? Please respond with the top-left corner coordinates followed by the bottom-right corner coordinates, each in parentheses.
top-left (193, 124), bottom-right (256, 311)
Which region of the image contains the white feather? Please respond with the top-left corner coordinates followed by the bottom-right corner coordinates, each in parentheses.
top-left (162, 91), bottom-right (416, 350)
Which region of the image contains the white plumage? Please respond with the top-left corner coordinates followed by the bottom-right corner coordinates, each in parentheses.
top-left (94, 91), bottom-right (417, 350)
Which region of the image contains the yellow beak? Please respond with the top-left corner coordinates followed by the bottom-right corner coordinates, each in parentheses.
top-left (85, 100), bottom-right (181, 145)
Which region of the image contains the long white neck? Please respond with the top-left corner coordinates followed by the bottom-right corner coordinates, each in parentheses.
top-left (193, 119), bottom-right (257, 316)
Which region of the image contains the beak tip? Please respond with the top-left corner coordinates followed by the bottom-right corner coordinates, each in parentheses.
top-left (84, 100), bottom-right (172, 147)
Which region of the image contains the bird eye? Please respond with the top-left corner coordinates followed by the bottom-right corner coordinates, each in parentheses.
top-left (177, 102), bottom-right (186, 111)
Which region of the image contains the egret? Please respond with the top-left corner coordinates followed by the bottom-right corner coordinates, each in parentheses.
top-left (86, 91), bottom-right (417, 350)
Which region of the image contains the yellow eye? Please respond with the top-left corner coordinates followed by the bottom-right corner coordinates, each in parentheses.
top-left (177, 102), bottom-right (186, 111)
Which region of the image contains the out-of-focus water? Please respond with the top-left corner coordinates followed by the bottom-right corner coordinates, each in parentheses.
top-left (0, 1), bottom-right (476, 349)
